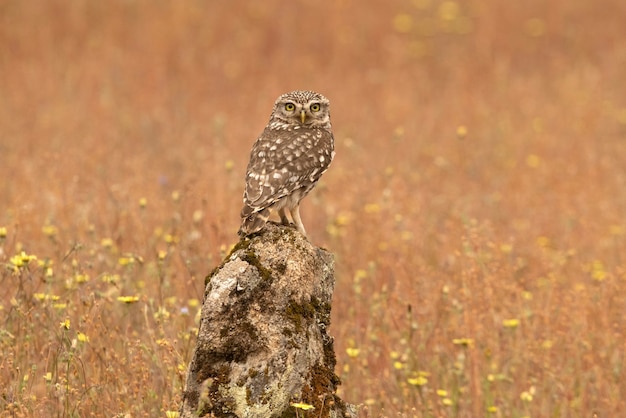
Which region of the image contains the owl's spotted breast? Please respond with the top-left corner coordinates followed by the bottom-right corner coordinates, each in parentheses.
top-left (244, 127), bottom-right (334, 208)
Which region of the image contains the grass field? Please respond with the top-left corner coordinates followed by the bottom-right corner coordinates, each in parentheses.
top-left (1, 0), bottom-right (625, 416)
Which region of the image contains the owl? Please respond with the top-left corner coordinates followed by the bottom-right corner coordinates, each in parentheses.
top-left (239, 90), bottom-right (335, 238)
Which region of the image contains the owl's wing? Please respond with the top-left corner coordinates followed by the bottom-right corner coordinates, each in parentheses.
top-left (242, 127), bottom-right (334, 214)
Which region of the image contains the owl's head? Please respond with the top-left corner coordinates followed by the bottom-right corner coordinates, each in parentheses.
top-left (269, 90), bottom-right (331, 129)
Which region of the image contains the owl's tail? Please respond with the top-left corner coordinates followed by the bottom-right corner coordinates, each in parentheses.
top-left (238, 208), bottom-right (270, 237)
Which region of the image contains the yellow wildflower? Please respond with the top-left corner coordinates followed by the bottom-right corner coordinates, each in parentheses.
top-left (34, 293), bottom-right (60, 302)
top-left (10, 251), bottom-right (37, 271)
top-left (154, 306), bottom-right (171, 320)
top-left (364, 203), bottom-right (381, 214)
top-left (452, 338), bottom-right (474, 347)
top-left (42, 224), bottom-right (58, 237)
top-left (526, 154), bottom-right (541, 168)
top-left (101, 274), bottom-right (120, 284)
top-left (164, 234), bottom-right (178, 244)
top-left (75, 274), bottom-right (89, 284)
top-left (438, 1), bottom-right (460, 21)
top-left (503, 318), bottom-right (520, 328)
top-left (290, 402), bottom-right (315, 411)
top-left (590, 260), bottom-right (608, 281)
top-left (335, 213), bottom-right (351, 226)
top-left (346, 348), bottom-right (360, 358)
top-left (192, 210), bottom-right (204, 223)
top-left (536, 236), bottom-right (550, 248)
top-left (117, 296), bottom-right (139, 304)
top-left (499, 243), bottom-right (512, 254)
top-left (520, 386), bottom-right (536, 402)
top-left (100, 238), bottom-right (114, 248)
top-left (118, 256), bottom-right (132, 266)
top-left (408, 376), bottom-right (428, 386)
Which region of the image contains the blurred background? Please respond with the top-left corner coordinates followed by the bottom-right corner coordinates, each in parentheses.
top-left (1, 0), bottom-right (625, 416)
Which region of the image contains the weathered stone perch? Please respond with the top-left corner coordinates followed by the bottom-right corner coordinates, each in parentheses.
top-left (180, 223), bottom-right (355, 418)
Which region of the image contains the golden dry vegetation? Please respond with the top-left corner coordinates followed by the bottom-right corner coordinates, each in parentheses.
top-left (1, 0), bottom-right (625, 417)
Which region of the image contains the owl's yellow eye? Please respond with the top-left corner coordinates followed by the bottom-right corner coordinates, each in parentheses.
top-left (310, 103), bottom-right (321, 112)
top-left (284, 103), bottom-right (296, 111)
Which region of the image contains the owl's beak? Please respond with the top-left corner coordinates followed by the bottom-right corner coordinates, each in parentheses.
top-left (300, 110), bottom-right (306, 124)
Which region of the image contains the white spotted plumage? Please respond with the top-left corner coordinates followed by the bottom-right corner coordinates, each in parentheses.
top-left (239, 90), bottom-right (335, 237)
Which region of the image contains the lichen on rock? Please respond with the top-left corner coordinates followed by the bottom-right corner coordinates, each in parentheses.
top-left (180, 223), bottom-right (355, 418)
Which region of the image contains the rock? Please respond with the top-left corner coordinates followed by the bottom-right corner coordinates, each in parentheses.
top-left (180, 223), bottom-right (355, 418)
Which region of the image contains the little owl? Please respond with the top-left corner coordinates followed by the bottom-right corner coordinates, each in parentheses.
top-left (239, 90), bottom-right (335, 237)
